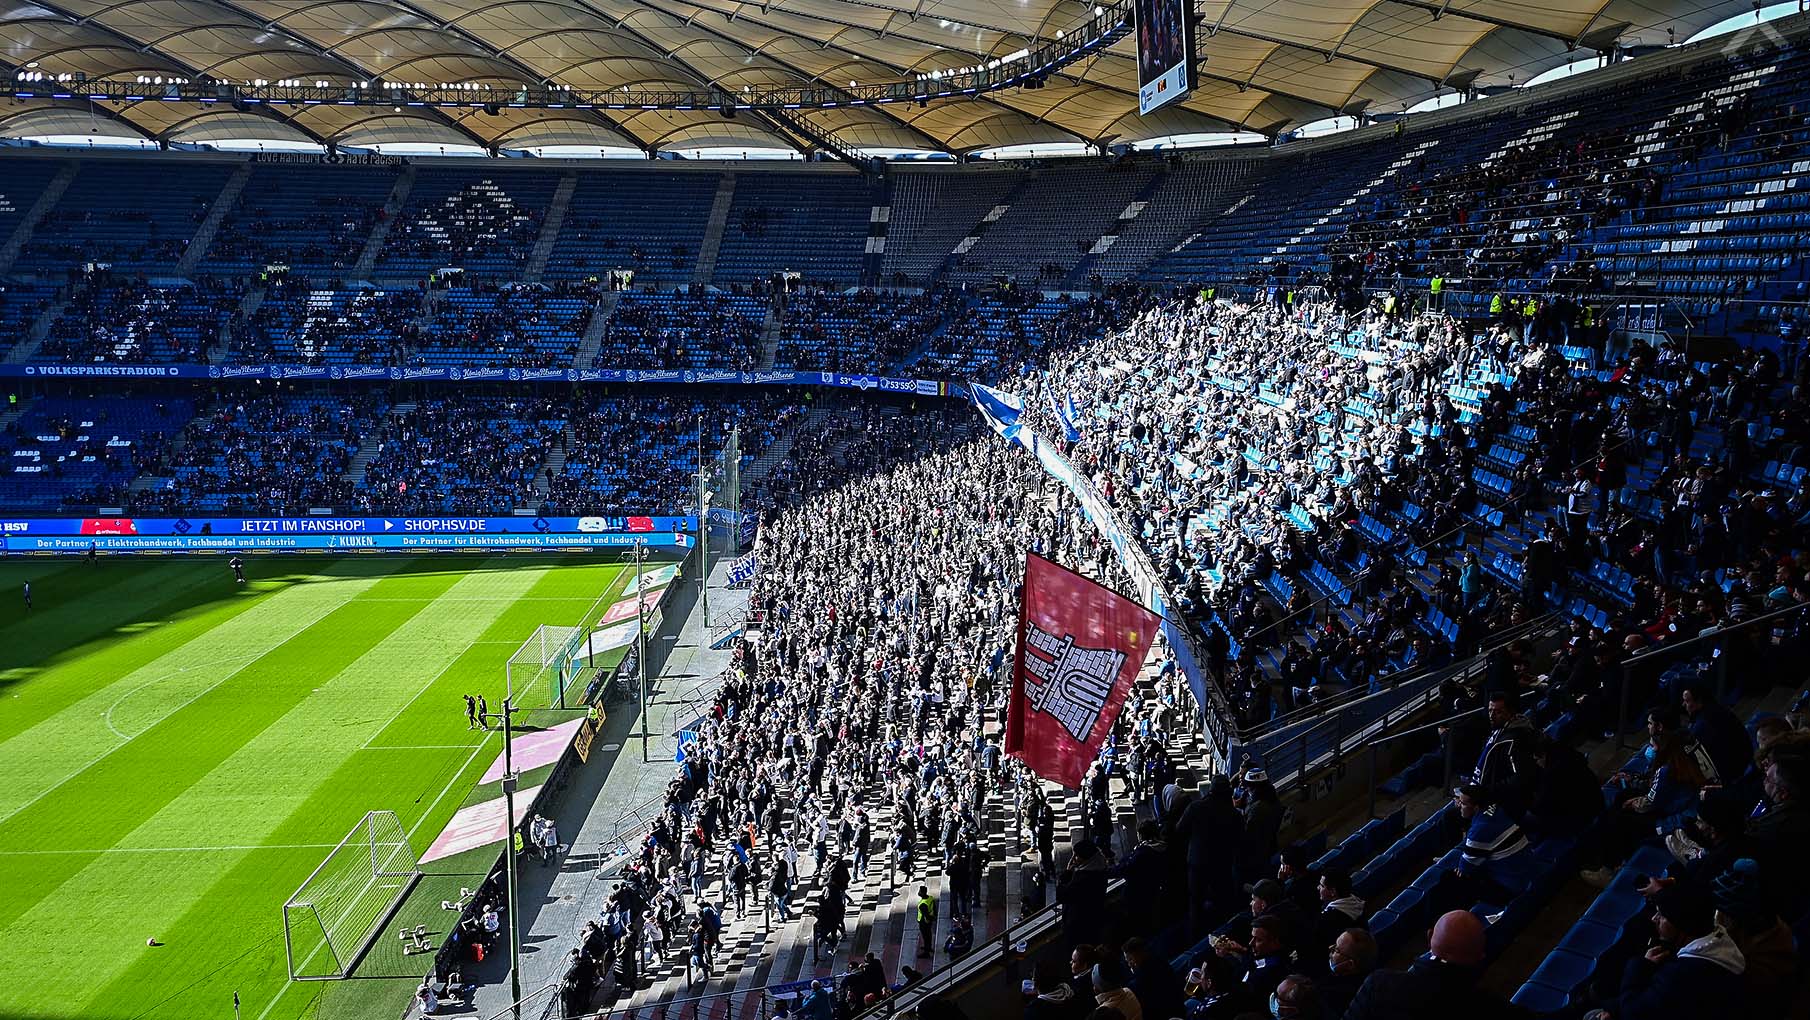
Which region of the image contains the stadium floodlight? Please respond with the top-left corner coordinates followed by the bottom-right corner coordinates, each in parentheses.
top-left (283, 811), bottom-right (421, 981)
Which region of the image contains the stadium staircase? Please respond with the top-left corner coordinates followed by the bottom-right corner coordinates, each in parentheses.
top-left (692, 173), bottom-right (738, 287)
top-left (341, 400), bottom-right (415, 483)
top-left (0, 396), bottom-right (32, 434)
top-left (1063, 166), bottom-right (1171, 287)
top-left (739, 403), bottom-right (837, 491)
top-left (351, 165), bottom-right (416, 280)
top-left (572, 291), bottom-right (619, 368)
top-left (754, 301), bottom-right (784, 371)
top-left (602, 566), bottom-right (1207, 1020)
top-left (932, 174), bottom-right (1032, 282)
top-left (213, 284), bottom-right (269, 365)
top-left (522, 173), bottom-right (578, 284)
top-left (0, 160), bottom-right (75, 277)
top-left (0, 289), bottom-right (71, 365)
top-left (174, 164), bottom-right (251, 276)
top-left (861, 174), bottom-right (892, 287)
top-left (532, 420), bottom-right (575, 501)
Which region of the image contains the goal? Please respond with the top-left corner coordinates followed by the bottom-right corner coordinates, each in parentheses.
top-left (507, 623), bottom-right (589, 710)
top-left (283, 810), bottom-right (422, 980)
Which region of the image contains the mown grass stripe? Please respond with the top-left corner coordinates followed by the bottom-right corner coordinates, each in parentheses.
top-left (0, 558), bottom-right (628, 1020)
top-left (106, 562), bottom-right (626, 1020)
top-left (27, 564), bottom-right (556, 1016)
top-left (0, 558), bottom-right (392, 823)
top-left (0, 560), bottom-right (248, 741)
top-left (0, 559), bottom-right (428, 939)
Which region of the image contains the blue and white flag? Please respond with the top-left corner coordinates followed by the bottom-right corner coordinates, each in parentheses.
top-left (1057, 390), bottom-right (1084, 444)
top-left (728, 552), bottom-right (759, 585)
top-left (970, 382), bottom-right (1024, 440)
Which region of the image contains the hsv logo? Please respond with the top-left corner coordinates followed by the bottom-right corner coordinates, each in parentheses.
top-left (80, 518), bottom-right (139, 535)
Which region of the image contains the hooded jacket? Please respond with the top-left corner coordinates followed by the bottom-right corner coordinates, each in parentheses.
top-left (1021, 982), bottom-right (1076, 1020)
top-left (1608, 928), bottom-right (1747, 1020)
top-left (1095, 985), bottom-right (1144, 1020)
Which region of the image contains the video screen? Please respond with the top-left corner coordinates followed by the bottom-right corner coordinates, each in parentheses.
top-left (1136, 0), bottom-right (1192, 115)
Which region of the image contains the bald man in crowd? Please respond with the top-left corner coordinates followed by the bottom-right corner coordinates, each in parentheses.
top-left (1341, 910), bottom-right (1520, 1019)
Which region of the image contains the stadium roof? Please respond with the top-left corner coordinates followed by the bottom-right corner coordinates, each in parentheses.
top-left (0, 0), bottom-right (1774, 155)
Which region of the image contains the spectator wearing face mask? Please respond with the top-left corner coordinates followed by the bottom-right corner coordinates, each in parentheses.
top-left (1320, 928), bottom-right (1376, 1017)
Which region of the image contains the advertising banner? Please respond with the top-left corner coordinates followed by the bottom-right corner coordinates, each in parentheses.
top-left (0, 363), bottom-right (968, 399)
top-left (1, 531), bottom-right (694, 553)
top-left (419, 784), bottom-right (544, 864)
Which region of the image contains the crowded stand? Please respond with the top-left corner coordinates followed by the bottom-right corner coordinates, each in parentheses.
top-left (558, 409), bottom-right (1203, 1018)
top-left (35, 278), bottom-right (241, 364)
top-left (357, 397), bottom-right (566, 514)
top-left (130, 395), bottom-right (385, 514)
top-left (6, 19), bottom-right (1810, 1020)
top-left (544, 393), bottom-right (801, 516)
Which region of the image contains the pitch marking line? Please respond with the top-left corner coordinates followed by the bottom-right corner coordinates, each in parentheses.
top-left (0, 590), bottom-right (356, 829)
top-left (254, 732), bottom-right (496, 1020)
top-left (0, 843), bottom-right (342, 856)
top-left (101, 653), bottom-right (265, 741)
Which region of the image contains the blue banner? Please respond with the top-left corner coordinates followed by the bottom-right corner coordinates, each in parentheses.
top-left (0, 515), bottom-right (694, 537)
top-left (1, 363), bottom-right (969, 398)
top-left (2, 531), bottom-right (695, 553)
top-left (728, 552), bottom-right (758, 585)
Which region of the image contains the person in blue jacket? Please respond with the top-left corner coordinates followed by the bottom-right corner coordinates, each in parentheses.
top-left (1443, 783), bottom-right (1536, 916)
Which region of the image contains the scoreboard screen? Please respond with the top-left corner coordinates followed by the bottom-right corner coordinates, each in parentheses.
top-left (1136, 0), bottom-right (1193, 115)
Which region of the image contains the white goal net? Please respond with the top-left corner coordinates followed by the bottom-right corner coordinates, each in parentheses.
top-left (283, 810), bottom-right (422, 980)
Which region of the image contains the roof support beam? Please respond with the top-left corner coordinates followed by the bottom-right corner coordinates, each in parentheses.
top-left (1386, 0), bottom-right (1581, 46)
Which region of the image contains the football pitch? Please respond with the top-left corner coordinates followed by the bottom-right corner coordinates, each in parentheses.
top-left (0, 554), bottom-right (635, 1020)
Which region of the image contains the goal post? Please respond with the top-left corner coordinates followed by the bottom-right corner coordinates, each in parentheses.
top-left (283, 810), bottom-right (422, 981)
top-left (506, 624), bottom-right (591, 710)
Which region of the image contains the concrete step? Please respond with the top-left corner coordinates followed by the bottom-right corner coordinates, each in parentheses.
top-left (351, 165), bottom-right (416, 279)
top-left (176, 163), bottom-right (252, 275)
top-left (342, 400), bottom-right (416, 482)
top-left (692, 174), bottom-right (737, 287)
top-left (573, 291), bottom-right (620, 369)
top-left (523, 173), bottom-right (578, 284)
top-left (0, 160), bottom-right (76, 276)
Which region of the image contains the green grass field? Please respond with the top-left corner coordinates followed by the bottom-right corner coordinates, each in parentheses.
top-left (0, 555), bottom-right (633, 1020)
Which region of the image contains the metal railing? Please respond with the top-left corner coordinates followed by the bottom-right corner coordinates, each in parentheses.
top-left (1242, 611), bottom-right (1562, 796)
top-left (1615, 598), bottom-right (1810, 746)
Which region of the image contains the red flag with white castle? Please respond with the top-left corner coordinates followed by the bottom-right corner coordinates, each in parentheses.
top-left (1006, 552), bottom-right (1160, 788)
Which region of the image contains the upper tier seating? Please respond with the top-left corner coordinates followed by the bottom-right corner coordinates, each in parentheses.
top-left (205, 164), bottom-right (398, 275)
top-left (22, 161), bottom-right (231, 272)
top-left (712, 173), bottom-right (869, 286)
top-left (543, 172), bottom-right (719, 286)
top-left (376, 170), bottom-right (558, 279)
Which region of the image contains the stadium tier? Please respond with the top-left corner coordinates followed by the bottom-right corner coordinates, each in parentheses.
top-left (7, 15), bottom-right (1810, 1020)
